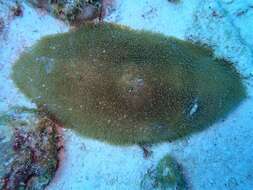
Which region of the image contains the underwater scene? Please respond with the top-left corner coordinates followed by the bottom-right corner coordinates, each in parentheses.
top-left (0, 0), bottom-right (253, 189)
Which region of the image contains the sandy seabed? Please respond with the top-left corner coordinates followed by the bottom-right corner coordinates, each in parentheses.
top-left (0, 0), bottom-right (253, 190)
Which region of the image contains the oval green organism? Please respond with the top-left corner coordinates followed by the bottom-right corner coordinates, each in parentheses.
top-left (12, 23), bottom-right (246, 145)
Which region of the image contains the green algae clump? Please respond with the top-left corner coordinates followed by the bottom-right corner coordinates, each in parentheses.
top-left (12, 23), bottom-right (245, 145)
top-left (140, 155), bottom-right (187, 190)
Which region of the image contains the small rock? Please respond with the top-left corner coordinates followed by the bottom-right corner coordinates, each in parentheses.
top-left (140, 155), bottom-right (187, 190)
top-left (168, 0), bottom-right (180, 4)
top-left (28, 0), bottom-right (102, 24)
top-left (0, 18), bottom-right (4, 33)
top-left (11, 2), bottom-right (23, 17)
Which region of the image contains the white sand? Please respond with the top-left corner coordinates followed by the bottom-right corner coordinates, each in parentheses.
top-left (0, 0), bottom-right (252, 189)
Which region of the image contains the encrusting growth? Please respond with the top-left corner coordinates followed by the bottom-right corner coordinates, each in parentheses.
top-left (140, 155), bottom-right (187, 190)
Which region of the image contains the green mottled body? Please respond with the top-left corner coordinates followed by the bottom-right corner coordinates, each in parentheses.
top-left (12, 23), bottom-right (245, 145)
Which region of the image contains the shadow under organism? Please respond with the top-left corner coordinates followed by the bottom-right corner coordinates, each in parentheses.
top-left (12, 22), bottom-right (246, 145)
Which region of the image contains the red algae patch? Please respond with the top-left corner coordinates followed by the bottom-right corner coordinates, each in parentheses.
top-left (0, 108), bottom-right (62, 190)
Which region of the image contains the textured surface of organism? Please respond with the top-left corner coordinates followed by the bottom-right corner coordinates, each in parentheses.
top-left (12, 23), bottom-right (246, 145)
top-left (140, 155), bottom-right (187, 190)
top-left (0, 107), bottom-right (60, 190)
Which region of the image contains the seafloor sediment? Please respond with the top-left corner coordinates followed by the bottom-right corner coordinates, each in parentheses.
top-left (0, 0), bottom-right (253, 190)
